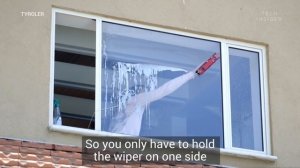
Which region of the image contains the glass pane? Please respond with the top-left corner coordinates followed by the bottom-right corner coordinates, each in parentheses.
top-left (229, 48), bottom-right (263, 151)
top-left (101, 22), bottom-right (223, 144)
top-left (54, 13), bottom-right (96, 129)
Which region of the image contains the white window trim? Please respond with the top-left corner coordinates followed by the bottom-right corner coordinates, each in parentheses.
top-left (49, 8), bottom-right (276, 161)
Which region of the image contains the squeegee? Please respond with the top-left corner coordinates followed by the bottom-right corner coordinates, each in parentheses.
top-left (196, 53), bottom-right (220, 75)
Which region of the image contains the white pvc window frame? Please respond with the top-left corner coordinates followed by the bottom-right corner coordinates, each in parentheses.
top-left (49, 8), bottom-right (275, 160)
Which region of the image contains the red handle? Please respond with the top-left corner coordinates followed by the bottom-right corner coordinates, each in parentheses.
top-left (196, 53), bottom-right (220, 75)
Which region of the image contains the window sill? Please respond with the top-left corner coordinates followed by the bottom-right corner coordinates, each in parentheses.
top-left (48, 124), bottom-right (127, 137)
top-left (49, 125), bottom-right (277, 162)
top-left (220, 149), bottom-right (277, 161)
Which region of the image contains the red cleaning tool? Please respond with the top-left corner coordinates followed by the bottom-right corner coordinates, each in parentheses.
top-left (196, 53), bottom-right (220, 75)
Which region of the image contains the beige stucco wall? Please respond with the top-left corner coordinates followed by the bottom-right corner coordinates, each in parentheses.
top-left (0, 0), bottom-right (299, 167)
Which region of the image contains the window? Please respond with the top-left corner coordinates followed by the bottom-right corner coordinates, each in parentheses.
top-left (101, 22), bottom-right (223, 144)
top-left (229, 48), bottom-right (263, 151)
top-left (53, 13), bottom-right (96, 129)
top-left (50, 9), bottom-right (270, 156)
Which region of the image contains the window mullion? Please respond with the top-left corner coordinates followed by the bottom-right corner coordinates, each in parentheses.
top-left (95, 18), bottom-right (102, 131)
top-left (49, 10), bottom-right (56, 127)
top-left (260, 49), bottom-right (270, 154)
top-left (221, 41), bottom-right (233, 149)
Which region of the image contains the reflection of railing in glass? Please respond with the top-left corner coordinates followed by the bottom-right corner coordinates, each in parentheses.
top-left (108, 53), bottom-right (220, 136)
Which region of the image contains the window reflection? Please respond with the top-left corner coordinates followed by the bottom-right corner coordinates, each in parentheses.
top-left (101, 22), bottom-right (223, 146)
top-left (230, 48), bottom-right (263, 151)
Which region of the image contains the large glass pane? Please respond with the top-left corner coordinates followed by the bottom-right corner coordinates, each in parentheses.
top-left (101, 22), bottom-right (223, 144)
top-left (229, 48), bottom-right (263, 151)
top-left (54, 13), bottom-right (96, 129)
